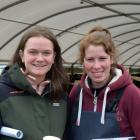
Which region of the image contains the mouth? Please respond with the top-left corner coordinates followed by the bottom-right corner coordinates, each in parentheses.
top-left (32, 64), bottom-right (47, 67)
top-left (92, 71), bottom-right (103, 77)
top-left (92, 71), bottom-right (103, 74)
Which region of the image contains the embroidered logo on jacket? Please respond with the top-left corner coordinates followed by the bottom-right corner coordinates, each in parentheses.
top-left (10, 90), bottom-right (24, 94)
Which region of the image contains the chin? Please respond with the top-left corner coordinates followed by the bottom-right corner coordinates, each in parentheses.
top-left (32, 72), bottom-right (46, 76)
top-left (93, 78), bottom-right (104, 82)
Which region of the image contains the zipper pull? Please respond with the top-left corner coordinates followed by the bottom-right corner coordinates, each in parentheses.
top-left (93, 90), bottom-right (98, 112)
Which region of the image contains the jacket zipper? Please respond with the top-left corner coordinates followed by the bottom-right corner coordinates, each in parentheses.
top-left (93, 90), bottom-right (98, 112)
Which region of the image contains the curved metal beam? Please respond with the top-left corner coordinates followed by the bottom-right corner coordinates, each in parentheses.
top-left (0, 5), bottom-right (94, 50)
top-left (62, 23), bottom-right (140, 62)
top-left (56, 13), bottom-right (140, 37)
top-left (116, 36), bottom-right (140, 47)
top-left (120, 44), bottom-right (140, 56)
top-left (1, 1), bottom-right (140, 67)
top-left (0, 2), bottom-right (140, 49)
top-left (56, 1), bottom-right (140, 36)
top-left (108, 21), bottom-right (139, 30)
top-left (61, 40), bottom-right (80, 54)
top-left (61, 22), bottom-right (140, 55)
top-left (113, 28), bottom-right (140, 38)
top-left (122, 51), bottom-right (140, 64)
top-left (0, 0), bottom-right (29, 12)
top-left (130, 58), bottom-right (140, 68)
top-left (83, 0), bottom-right (140, 22)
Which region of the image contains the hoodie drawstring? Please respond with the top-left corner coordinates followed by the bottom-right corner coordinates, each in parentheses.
top-left (100, 87), bottom-right (110, 124)
top-left (76, 88), bottom-right (83, 126)
top-left (76, 87), bottom-right (110, 126)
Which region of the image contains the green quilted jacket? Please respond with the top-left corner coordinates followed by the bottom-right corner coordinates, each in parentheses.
top-left (0, 64), bottom-right (68, 140)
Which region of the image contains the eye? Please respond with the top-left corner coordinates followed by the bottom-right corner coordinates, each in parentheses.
top-left (28, 50), bottom-right (38, 55)
top-left (99, 57), bottom-right (108, 61)
top-left (85, 57), bottom-right (94, 62)
top-left (42, 51), bottom-right (52, 56)
top-left (87, 58), bottom-right (93, 61)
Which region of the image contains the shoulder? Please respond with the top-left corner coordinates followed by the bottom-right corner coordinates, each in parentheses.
top-left (69, 84), bottom-right (81, 98)
top-left (0, 73), bottom-right (14, 102)
top-left (61, 92), bottom-right (69, 102)
top-left (68, 84), bottom-right (81, 106)
top-left (124, 84), bottom-right (140, 97)
top-left (120, 84), bottom-right (140, 108)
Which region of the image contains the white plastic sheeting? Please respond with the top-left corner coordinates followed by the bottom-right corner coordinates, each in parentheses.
top-left (0, 0), bottom-right (140, 68)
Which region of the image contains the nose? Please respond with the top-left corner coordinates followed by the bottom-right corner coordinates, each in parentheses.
top-left (36, 53), bottom-right (44, 61)
top-left (93, 60), bottom-right (100, 69)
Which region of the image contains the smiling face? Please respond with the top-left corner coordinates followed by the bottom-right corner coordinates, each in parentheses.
top-left (20, 36), bottom-right (55, 80)
top-left (83, 44), bottom-right (113, 88)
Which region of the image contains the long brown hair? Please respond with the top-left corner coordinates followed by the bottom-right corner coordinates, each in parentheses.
top-left (11, 26), bottom-right (68, 99)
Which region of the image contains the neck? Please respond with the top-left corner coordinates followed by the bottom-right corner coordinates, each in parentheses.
top-left (26, 74), bottom-right (45, 85)
top-left (20, 68), bottom-right (46, 85)
top-left (92, 76), bottom-right (111, 89)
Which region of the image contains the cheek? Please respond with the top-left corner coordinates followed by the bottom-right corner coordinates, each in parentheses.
top-left (105, 61), bottom-right (112, 69)
top-left (45, 56), bottom-right (55, 64)
top-left (83, 62), bottom-right (91, 71)
top-left (22, 54), bottom-right (34, 64)
top-left (103, 63), bottom-right (112, 75)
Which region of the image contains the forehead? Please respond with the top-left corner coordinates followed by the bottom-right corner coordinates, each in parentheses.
top-left (85, 44), bottom-right (107, 55)
top-left (25, 36), bottom-right (54, 50)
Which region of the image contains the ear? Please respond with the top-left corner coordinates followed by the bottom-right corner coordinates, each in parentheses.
top-left (19, 50), bottom-right (24, 62)
top-left (111, 60), bottom-right (114, 65)
top-left (54, 52), bottom-right (56, 57)
top-left (53, 52), bottom-right (56, 63)
top-left (110, 55), bottom-right (114, 64)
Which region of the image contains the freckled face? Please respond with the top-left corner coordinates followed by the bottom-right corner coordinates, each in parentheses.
top-left (83, 44), bottom-right (113, 88)
top-left (20, 36), bottom-right (55, 79)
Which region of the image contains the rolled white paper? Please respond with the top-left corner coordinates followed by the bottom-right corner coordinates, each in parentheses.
top-left (43, 136), bottom-right (61, 140)
top-left (0, 126), bottom-right (23, 139)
